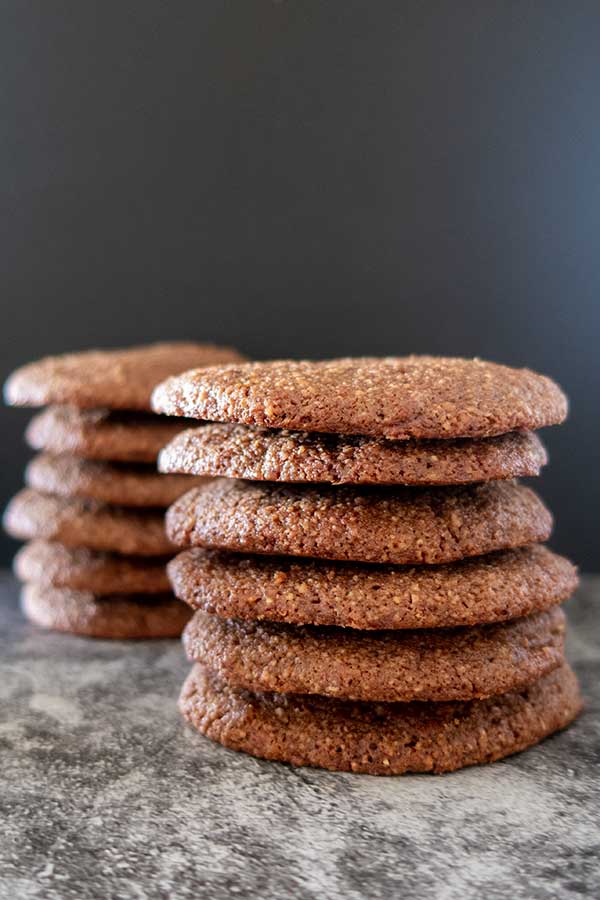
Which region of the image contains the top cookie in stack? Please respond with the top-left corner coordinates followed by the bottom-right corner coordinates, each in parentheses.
top-left (152, 357), bottom-right (581, 774)
top-left (4, 342), bottom-right (244, 639)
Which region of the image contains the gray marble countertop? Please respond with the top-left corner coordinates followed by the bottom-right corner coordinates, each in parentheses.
top-left (1, 572), bottom-right (598, 899)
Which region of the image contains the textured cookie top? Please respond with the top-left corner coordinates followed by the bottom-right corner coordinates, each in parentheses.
top-left (180, 663), bottom-right (581, 775)
top-left (22, 584), bottom-right (190, 639)
top-left (159, 423), bottom-right (547, 485)
top-left (26, 406), bottom-right (196, 463)
top-left (15, 541), bottom-right (171, 594)
top-left (183, 607), bottom-right (565, 703)
top-left (166, 478), bottom-right (552, 565)
top-left (26, 453), bottom-right (205, 508)
top-left (152, 356), bottom-right (567, 439)
top-left (168, 545), bottom-right (577, 630)
top-left (4, 488), bottom-right (174, 556)
top-left (5, 342), bottom-right (244, 411)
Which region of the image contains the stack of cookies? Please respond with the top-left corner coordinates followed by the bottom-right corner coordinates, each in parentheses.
top-left (152, 356), bottom-right (582, 774)
top-left (3, 342), bottom-right (243, 639)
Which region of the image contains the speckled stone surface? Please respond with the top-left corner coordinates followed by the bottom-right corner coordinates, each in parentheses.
top-left (0, 571), bottom-right (598, 899)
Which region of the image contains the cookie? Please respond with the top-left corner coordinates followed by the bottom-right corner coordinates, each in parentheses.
top-left (21, 584), bottom-right (190, 639)
top-left (182, 607), bottom-right (565, 702)
top-left (168, 545), bottom-right (577, 629)
top-left (15, 541), bottom-right (171, 594)
top-left (179, 663), bottom-right (581, 774)
top-left (26, 406), bottom-right (197, 463)
top-left (4, 488), bottom-right (174, 556)
top-left (159, 423), bottom-right (547, 485)
top-left (152, 356), bottom-right (567, 440)
top-left (5, 342), bottom-right (244, 411)
top-left (166, 479), bottom-right (552, 565)
top-left (25, 453), bottom-right (206, 508)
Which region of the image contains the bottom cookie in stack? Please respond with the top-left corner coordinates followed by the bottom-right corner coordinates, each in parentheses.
top-left (20, 583), bottom-right (189, 640)
top-left (179, 662), bottom-right (581, 775)
top-left (171, 545), bottom-right (582, 774)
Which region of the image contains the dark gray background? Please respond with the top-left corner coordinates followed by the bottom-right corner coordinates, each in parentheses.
top-left (1, 1), bottom-right (599, 568)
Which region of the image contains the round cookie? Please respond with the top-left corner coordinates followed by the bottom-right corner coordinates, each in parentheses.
top-left (15, 541), bottom-right (171, 594)
top-left (159, 424), bottom-right (547, 486)
top-left (26, 453), bottom-right (206, 508)
top-left (152, 356), bottom-right (567, 440)
top-left (179, 663), bottom-right (582, 775)
top-left (169, 545), bottom-right (577, 629)
top-left (22, 584), bottom-right (190, 639)
top-left (5, 342), bottom-right (244, 411)
top-left (166, 479), bottom-right (553, 565)
top-left (26, 406), bottom-right (198, 463)
top-left (4, 488), bottom-right (174, 556)
top-left (183, 607), bottom-right (565, 702)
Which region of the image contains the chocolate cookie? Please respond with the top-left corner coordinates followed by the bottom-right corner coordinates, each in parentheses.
top-left (152, 356), bottom-right (567, 439)
top-left (168, 545), bottom-right (577, 629)
top-left (183, 607), bottom-right (565, 702)
top-left (179, 663), bottom-right (582, 774)
top-left (5, 342), bottom-right (244, 411)
top-left (166, 479), bottom-right (552, 565)
top-left (4, 488), bottom-right (173, 556)
top-left (26, 406), bottom-right (197, 463)
top-left (22, 584), bottom-right (190, 639)
top-left (15, 541), bottom-right (171, 594)
top-left (26, 453), bottom-right (205, 508)
top-left (159, 423), bottom-right (547, 485)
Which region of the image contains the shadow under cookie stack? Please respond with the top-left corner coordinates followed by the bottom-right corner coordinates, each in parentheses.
top-left (153, 356), bottom-right (582, 775)
top-left (3, 342), bottom-right (242, 639)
